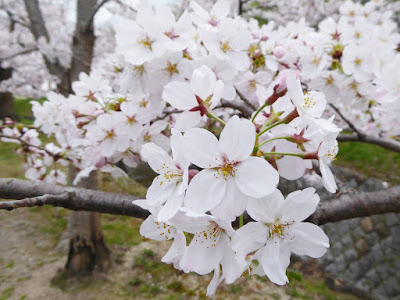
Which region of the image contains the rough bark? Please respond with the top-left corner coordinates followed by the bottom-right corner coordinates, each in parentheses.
top-left (64, 168), bottom-right (112, 274)
top-left (1, 178), bottom-right (400, 226)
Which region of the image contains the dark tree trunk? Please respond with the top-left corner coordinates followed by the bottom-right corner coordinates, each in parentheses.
top-left (0, 92), bottom-right (17, 121)
top-left (65, 169), bottom-right (112, 274)
top-left (0, 66), bottom-right (17, 120)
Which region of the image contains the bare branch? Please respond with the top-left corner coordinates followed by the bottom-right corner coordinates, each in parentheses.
top-left (23, 0), bottom-right (50, 41)
top-left (1, 178), bottom-right (400, 226)
top-left (235, 87), bottom-right (257, 111)
top-left (306, 185), bottom-right (400, 225)
top-left (330, 104), bottom-right (362, 137)
top-left (218, 100), bottom-right (253, 118)
top-left (337, 134), bottom-right (400, 154)
top-left (0, 193), bottom-right (70, 210)
top-left (0, 47), bottom-right (38, 61)
top-left (85, 0), bottom-right (110, 32)
top-left (0, 178), bottom-right (148, 219)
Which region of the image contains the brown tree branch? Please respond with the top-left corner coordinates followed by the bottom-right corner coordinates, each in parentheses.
top-left (0, 47), bottom-right (38, 61)
top-left (218, 100), bottom-right (253, 118)
top-left (84, 0), bottom-right (110, 32)
top-left (329, 104), bottom-right (362, 137)
top-left (337, 134), bottom-right (400, 154)
top-left (0, 178), bottom-right (148, 218)
top-left (1, 178), bottom-right (400, 226)
top-left (306, 185), bottom-right (400, 225)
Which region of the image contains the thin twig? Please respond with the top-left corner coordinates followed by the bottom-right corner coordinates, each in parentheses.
top-left (330, 104), bottom-right (362, 138)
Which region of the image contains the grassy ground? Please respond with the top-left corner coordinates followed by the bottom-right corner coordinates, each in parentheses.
top-left (1, 98), bottom-right (398, 299)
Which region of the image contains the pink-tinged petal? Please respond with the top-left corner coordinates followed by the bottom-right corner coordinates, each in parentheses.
top-left (288, 222), bottom-right (329, 258)
top-left (219, 116), bottom-right (255, 162)
top-left (162, 230), bottom-right (186, 264)
top-left (139, 215), bottom-right (175, 241)
top-left (280, 188), bottom-right (319, 223)
top-left (141, 142), bottom-right (175, 173)
top-left (246, 189), bottom-right (284, 223)
top-left (235, 156), bottom-right (279, 198)
top-left (157, 191), bottom-right (184, 222)
top-left (184, 169), bottom-right (226, 213)
top-left (162, 81), bottom-right (198, 110)
top-left (183, 128), bottom-right (222, 168)
top-left (190, 65), bottom-right (217, 100)
top-left (211, 178), bottom-right (248, 221)
top-left (180, 230), bottom-right (229, 275)
top-left (231, 222), bottom-right (268, 265)
top-left (256, 240), bottom-right (289, 285)
top-left (319, 159), bottom-right (337, 193)
top-left (146, 175), bottom-right (177, 206)
top-left (276, 155), bottom-right (307, 180)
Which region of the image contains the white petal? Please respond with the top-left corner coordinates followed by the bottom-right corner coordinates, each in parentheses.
top-left (141, 142), bottom-right (175, 173)
top-left (246, 189), bottom-right (284, 222)
top-left (219, 116), bottom-right (255, 162)
top-left (190, 65), bottom-right (216, 100)
top-left (231, 222), bottom-right (268, 265)
top-left (162, 230), bottom-right (186, 264)
top-left (235, 157), bottom-right (279, 198)
top-left (139, 215), bottom-right (175, 241)
top-left (206, 266), bottom-right (223, 297)
top-left (185, 169), bottom-right (226, 213)
top-left (211, 178), bottom-right (248, 221)
top-left (180, 230), bottom-right (228, 275)
top-left (146, 175), bottom-right (177, 206)
top-left (320, 159), bottom-right (337, 193)
top-left (257, 240), bottom-right (289, 285)
top-left (286, 71), bottom-right (303, 108)
top-left (162, 81), bottom-right (198, 110)
top-left (288, 222), bottom-right (329, 258)
top-left (157, 191), bottom-right (184, 222)
top-left (173, 111), bottom-right (203, 132)
top-left (183, 128), bottom-right (222, 168)
top-left (280, 188), bottom-right (320, 223)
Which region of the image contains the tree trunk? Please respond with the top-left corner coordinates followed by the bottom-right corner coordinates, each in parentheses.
top-left (0, 92), bottom-right (17, 121)
top-left (0, 66), bottom-right (17, 120)
top-left (65, 169), bottom-right (112, 274)
top-left (24, 0), bottom-right (111, 275)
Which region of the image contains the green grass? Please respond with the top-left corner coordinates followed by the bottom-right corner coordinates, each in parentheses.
top-left (102, 215), bottom-right (145, 247)
top-left (0, 286), bottom-right (15, 300)
top-left (336, 142), bottom-right (400, 183)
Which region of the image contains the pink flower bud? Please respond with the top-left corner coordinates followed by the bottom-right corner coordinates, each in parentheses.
top-left (272, 46), bottom-right (285, 59)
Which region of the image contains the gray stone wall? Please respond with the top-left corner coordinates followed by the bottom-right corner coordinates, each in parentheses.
top-left (280, 167), bottom-right (400, 300)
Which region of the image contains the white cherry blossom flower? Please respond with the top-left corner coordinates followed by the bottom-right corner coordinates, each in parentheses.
top-left (183, 116), bottom-right (279, 220)
top-left (232, 188), bottom-right (329, 285)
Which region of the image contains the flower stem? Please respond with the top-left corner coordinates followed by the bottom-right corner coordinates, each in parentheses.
top-left (239, 214), bottom-right (244, 228)
top-left (251, 103), bottom-right (267, 123)
top-left (207, 112), bottom-right (226, 126)
top-left (263, 152), bottom-right (303, 158)
top-left (258, 136), bottom-right (291, 148)
top-left (257, 120), bottom-right (285, 137)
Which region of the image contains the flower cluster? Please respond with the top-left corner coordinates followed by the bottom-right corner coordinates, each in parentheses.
top-left (1, 0), bottom-right (400, 296)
